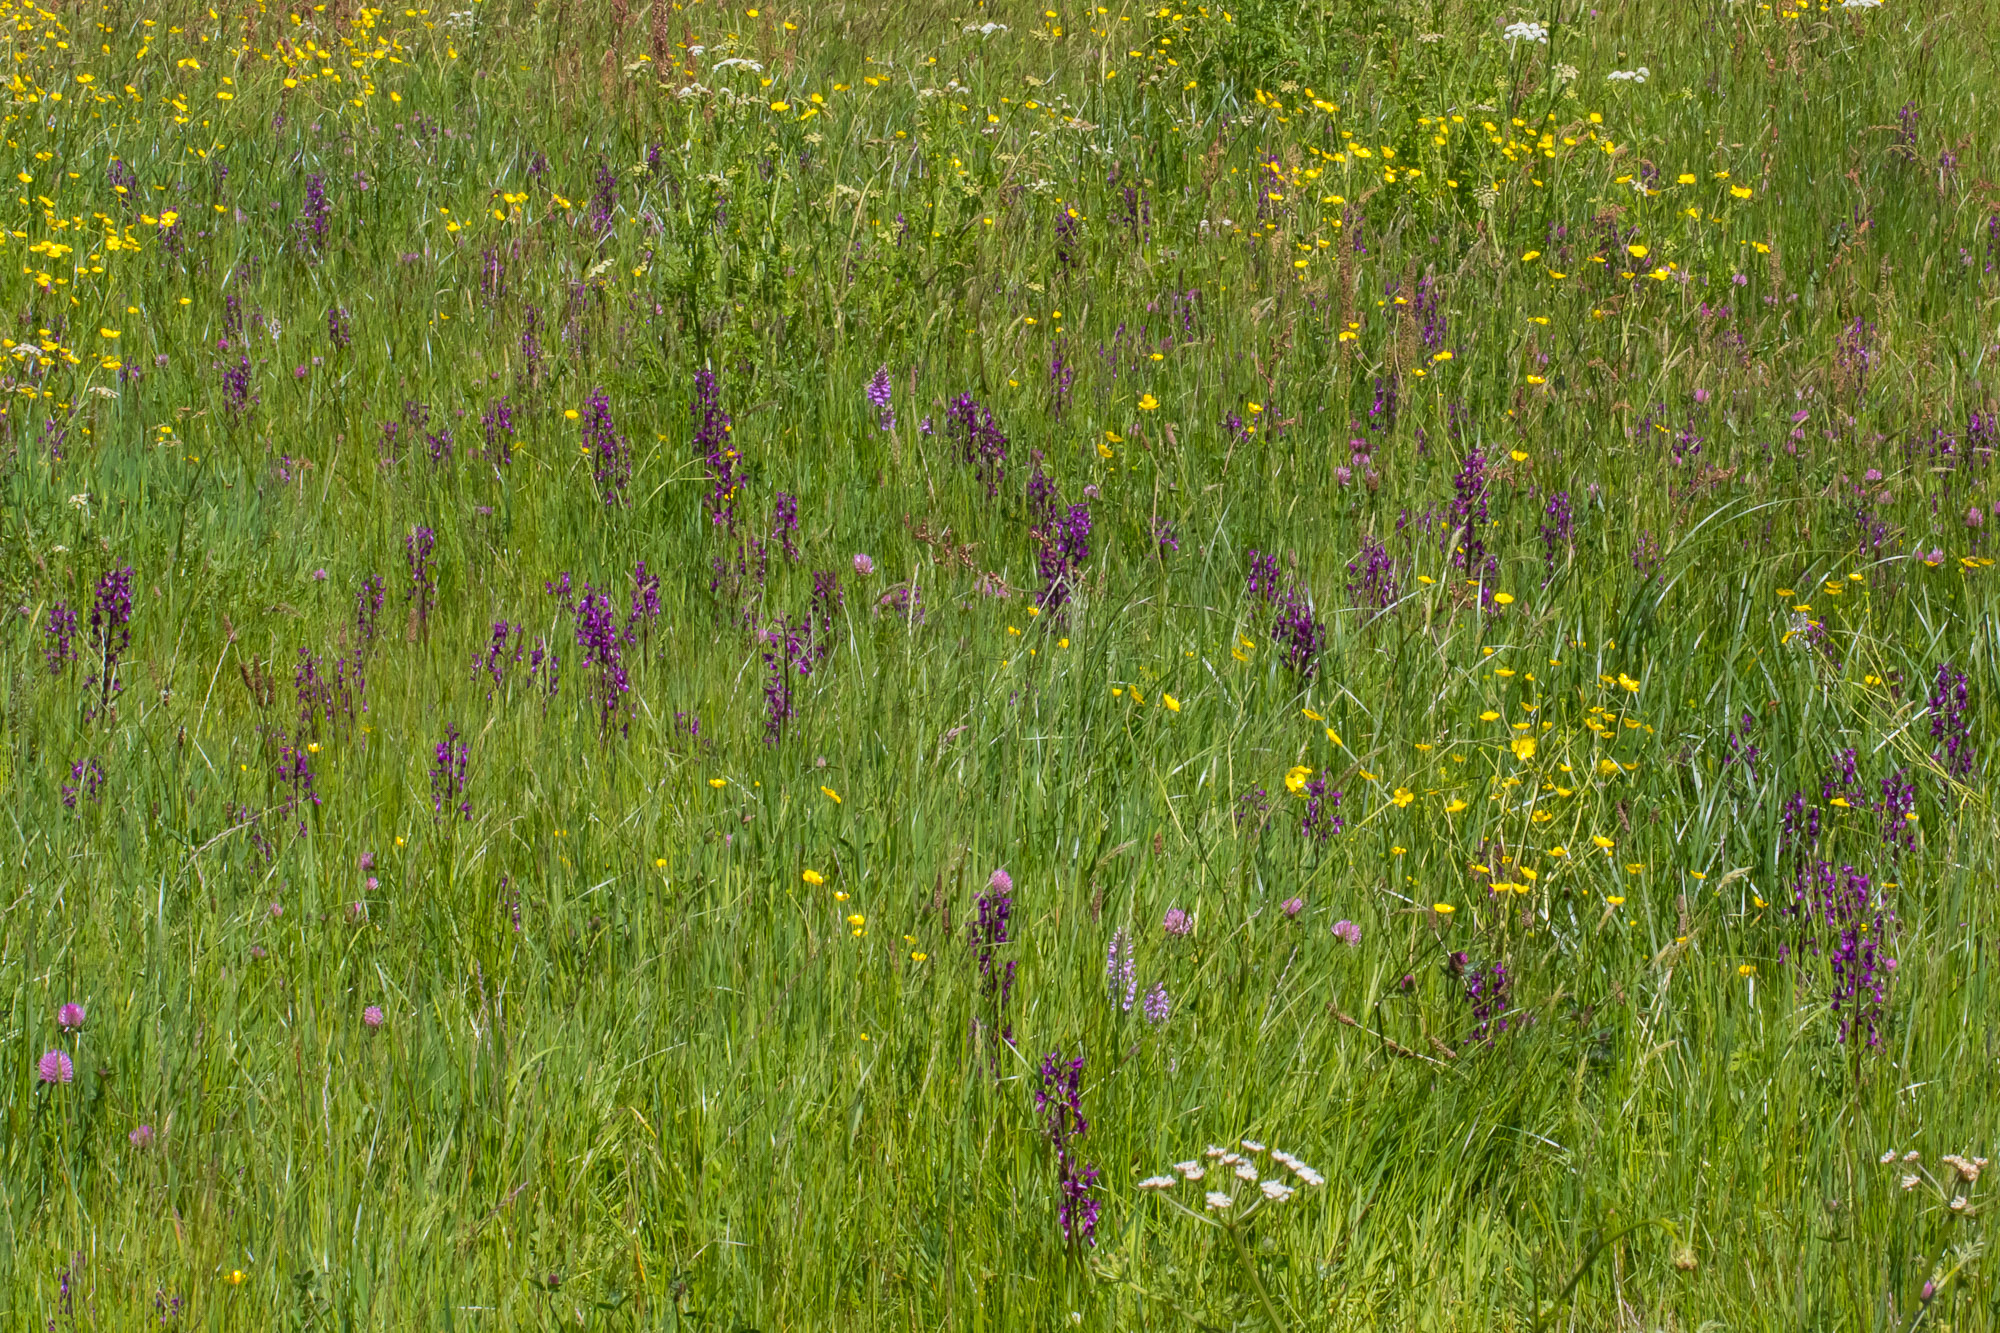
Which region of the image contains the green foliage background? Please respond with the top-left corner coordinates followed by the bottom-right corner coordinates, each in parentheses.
top-left (1, 0), bottom-right (1997, 1325)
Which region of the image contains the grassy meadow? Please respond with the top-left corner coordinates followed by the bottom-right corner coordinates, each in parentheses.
top-left (3, 0), bottom-right (1999, 1325)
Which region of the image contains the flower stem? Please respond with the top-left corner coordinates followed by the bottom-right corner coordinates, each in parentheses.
top-left (1226, 1221), bottom-right (1289, 1332)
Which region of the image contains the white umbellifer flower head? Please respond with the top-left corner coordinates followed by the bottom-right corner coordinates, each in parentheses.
top-left (1137, 1175), bottom-right (1179, 1191)
top-left (1841, 0), bottom-right (1881, 9)
top-left (1175, 1162), bottom-right (1205, 1181)
top-left (1241, 1139), bottom-right (1266, 1154)
top-left (1905, 1150), bottom-right (1922, 1163)
top-left (1901, 1174), bottom-right (1922, 1191)
top-left (1205, 1191), bottom-right (1234, 1211)
top-left (1880, 1150), bottom-right (1899, 1165)
top-left (1941, 1154), bottom-right (1982, 1182)
top-left (1204, 1145), bottom-right (1228, 1160)
top-left (1260, 1179), bottom-right (1296, 1202)
top-left (963, 21), bottom-right (1009, 34)
top-left (1220, 1152), bottom-right (1245, 1167)
top-left (1951, 1195), bottom-right (1969, 1212)
top-left (1270, 1149), bottom-right (1297, 1169)
top-left (1234, 1163), bottom-right (1259, 1184)
top-left (711, 57), bottom-right (765, 73)
top-left (1606, 67), bottom-right (1650, 83)
top-left (1292, 1164), bottom-right (1327, 1187)
top-left (1502, 20), bottom-right (1549, 42)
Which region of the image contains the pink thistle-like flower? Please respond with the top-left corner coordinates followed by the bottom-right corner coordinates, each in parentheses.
top-left (56, 1003), bottom-right (85, 1029)
top-left (988, 868), bottom-right (1013, 893)
top-left (853, 553), bottom-right (875, 577)
top-left (1280, 897), bottom-right (1304, 918)
top-left (129, 1124), bottom-right (155, 1148)
top-left (362, 1005), bottom-right (385, 1029)
top-left (1332, 919), bottom-right (1363, 946)
top-left (38, 1050), bottom-right (74, 1084)
top-left (1163, 908), bottom-right (1193, 936)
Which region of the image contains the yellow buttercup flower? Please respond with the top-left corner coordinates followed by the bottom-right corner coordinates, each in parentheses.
top-left (821, 785), bottom-right (841, 803)
top-left (1510, 736), bottom-right (1537, 761)
top-left (1592, 835), bottom-right (1615, 849)
top-left (1137, 393), bottom-right (1160, 411)
top-left (803, 869), bottom-right (826, 886)
top-left (1284, 765), bottom-right (1314, 794)
top-left (1163, 693), bottom-right (1180, 712)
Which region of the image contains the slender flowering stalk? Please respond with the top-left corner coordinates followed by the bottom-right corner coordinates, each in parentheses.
top-left (84, 566), bottom-right (134, 719)
top-left (1035, 1051), bottom-right (1101, 1247)
top-left (354, 575), bottom-right (387, 661)
top-left (1037, 502), bottom-right (1093, 615)
top-left (692, 368), bottom-right (740, 530)
top-left (405, 527), bottom-right (437, 625)
top-left (431, 724), bottom-right (470, 819)
top-left (298, 172), bottom-right (330, 251)
top-left (581, 387), bottom-right (631, 504)
top-left (1345, 535), bottom-right (1397, 612)
top-left (44, 602), bottom-right (78, 674)
top-left (1106, 928), bottom-right (1137, 1011)
top-left (969, 869), bottom-right (1017, 1075)
top-left (866, 365), bottom-right (895, 430)
top-left (1929, 661), bottom-right (1975, 779)
top-left (60, 757), bottom-right (106, 809)
top-left (945, 393), bottom-right (1008, 497)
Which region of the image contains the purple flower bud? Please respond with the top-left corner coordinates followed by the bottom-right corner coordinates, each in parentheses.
top-left (38, 1049), bottom-right (74, 1084)
top-left (1332, 918), bottom-right (1362, 946)
top-left (56, 1003), bottom-right (85, 1029)
top-left (1163, 908), bottom-right (1193, 936)
top-left (853, 552), bottom-right (875, 577)
top-left (362, 1005), bottom-right (384, 1029)
top-left (989, 868), bottom-right (1013, 893)
top-left (129, 1124), bottom-right (155, 1148)
top-left (1281, 897), bottom-right (1304, 918)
